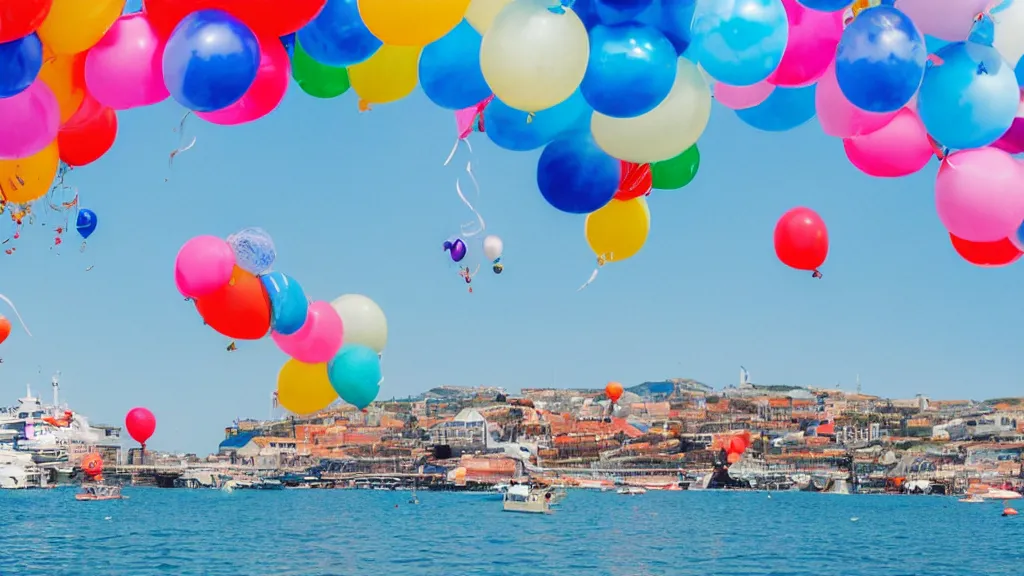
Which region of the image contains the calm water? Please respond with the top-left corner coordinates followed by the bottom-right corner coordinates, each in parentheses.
top-left (1, 488), bottom-right (1022, 575)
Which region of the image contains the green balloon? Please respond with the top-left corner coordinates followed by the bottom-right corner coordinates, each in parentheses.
top-left (651, 145), bottom-right (700, 190)
top-left (293, 38), bottom-right (350, 99)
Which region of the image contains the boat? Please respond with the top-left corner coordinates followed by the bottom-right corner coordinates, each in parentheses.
top-left (75, 484), bottom-right (124, 501)
top-left (617, 486), bottom-right (647, 495)
top-left (959, 495), bottom-right (985, 503)
top-left (502, 484), bottom-right (551, 514)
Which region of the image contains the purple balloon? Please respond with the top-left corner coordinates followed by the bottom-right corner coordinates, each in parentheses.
top-left (446, 238), bottom-right (467, 262)
top-left (993, 117), bottom-right (1024, 154)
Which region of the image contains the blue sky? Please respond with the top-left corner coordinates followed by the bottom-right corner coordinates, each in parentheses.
top-left (2, 68), bottom-right (1022, 453)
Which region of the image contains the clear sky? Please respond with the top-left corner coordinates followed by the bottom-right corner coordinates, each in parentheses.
top-left (2, 61), bottom-right (1022, 453)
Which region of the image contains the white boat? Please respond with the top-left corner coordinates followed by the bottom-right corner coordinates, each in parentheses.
top-left (617, 486), bottom-right (647, 495)
top-left (959, 495), bottom-right (985, 503)
top-left (502, 484), bottom-right (551, 514)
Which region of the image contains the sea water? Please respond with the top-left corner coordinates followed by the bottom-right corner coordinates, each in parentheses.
top-left (0, 488), bottom-right (1021, 575)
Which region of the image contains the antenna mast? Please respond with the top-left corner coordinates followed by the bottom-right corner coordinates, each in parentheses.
top-left (855, 374), bottom-right (861, 395)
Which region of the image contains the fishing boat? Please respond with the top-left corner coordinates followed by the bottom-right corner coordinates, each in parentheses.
top-left (502, 484), bottom-right (551, 514)
top-left (75, 484), bottom-right (124, 501)
top-left (617, 486), bottom-right (647, 496)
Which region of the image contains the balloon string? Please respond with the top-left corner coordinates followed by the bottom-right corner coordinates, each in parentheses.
top-left (0, 293), bottom-right (31, 336)
top-left (456, 161), bottom-right (485, 238)
top-left (577, 255), bottom-right (609, 291)
top-left (444, 137), bottom-right (474, 167)
top-left (168, 112), bottom-right (196, 171)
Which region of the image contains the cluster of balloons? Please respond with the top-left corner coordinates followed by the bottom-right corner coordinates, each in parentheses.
top-left (715, 430), bottom-right (752, 464)
top-left (445, 233), bottom-right (505, 273)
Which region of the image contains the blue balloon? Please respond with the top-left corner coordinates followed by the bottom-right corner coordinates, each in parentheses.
top-left (327, 345), bottom-right (382, 410)
top-left (581, 24), bottom-right (678, 118)
top-left (918, 42), bottom-right (1020, 150)
top-left (968, 14), bottom-right (994, 46)
top-left (296, 0), bottom-right (381, 67)
top-left (735, 85), bottom-right (817, 131)
top-left (0, 33), bottom-right (43, 98)
top-left (227, 227), bottom-right (276, 275)
top-left (485, 91), bottom-right (591, 151)
top-left (795, 0), bottom-right (851, 10)
top-left (260, 272), bottom-right (309, 336)
top-left (162, 10), bottom-right (260, 112)
top-left (419, 21), bottom-right (491, 110)
top-left (1017, 222), bottom-right (1024, 247)
top-left (123, 0), bottom-right (143, 13)
top-left (594, 0), bottom-right (654, 24)
top-left (279, 33), bottom-right (296, 59)
top-left (925, 35), bottom-right (950, 55)
top-left (691, 0), bottom-right (788, 86)
top-left (75, 209), bottom-right (97, 240)
top-left (1016, 57), bottom-right (1023, 87)
top-left (537, 132), bottom-right (619, 214)
top-left (636, 0), bottom-right (696, 54)
top-left (570, 0), bottom-right (602, 29)
top-left (835, 6), bottom-right (926, 113)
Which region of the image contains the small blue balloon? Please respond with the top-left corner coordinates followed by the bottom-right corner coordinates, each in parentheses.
top-left (485, 91), bottom-right (591, 151)
top-left (419, 21), bottom-right (491, 110)
top-left (835, 6), bottom-right (926, 113)
top-left (279, 33), bottom-right (296, 59)
top-left (691, 0), bottom-right (788, 86)
top-left (75, 209), bottom-right (97, 240)
top-left (327, 344), bottom-right (382, 410)
top-left (0, 33), bottom-right (43, 98)
top-left (296, 0), bottom-right (381, 67)
top-left (1017, 222), bottom-right (1024, 247)
top-left (537, 132), bottom-right (620, 214)
top-left (594, 0), bottom-right (654, 24)
top-left (570, 0), bottom-right (602, 29)
top-left (227, 227), bottom-right (276, 275)
top-left (795, 0), bottom-right (851, 10)
top-left (735, 85), bottom-right (817, 131)
top-left (123, 0), bottom-right (143, 13)
top-left (162, 10), bottom-right (260, 112)
top-left (260, 272), bottom-right (309, 335)
top-left (636, 0), bottom-right (696, 54)
top-left (918, 42), bottom-right (1020, 150)
top-left (967, 14), bottom-right (994, 46)
top-left (581, 24), bottom-right (678, 118)
top-left (1016, 57), bottom-right (1023, 87)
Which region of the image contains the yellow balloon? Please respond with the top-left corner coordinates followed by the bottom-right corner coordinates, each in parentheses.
top-left (37, 49), bottom-right (86, 125)
top-left (358, 0), bottom-right (469, 46)
top-left (38, 0), bottom-right (125, 55)
top-left (584, 197), bottom-right (650, 263)
top-left (0, 141), bottom-right (60, 205)
top-left (466, 0), bottom-right (513, 33)
top-left (277, 359), bottom-right (339, 416)
top-left (349, 45), bottom-right (422, 109)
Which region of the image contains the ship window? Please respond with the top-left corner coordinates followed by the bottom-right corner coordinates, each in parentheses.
top-left (18, 412), bottom-right (27, 418)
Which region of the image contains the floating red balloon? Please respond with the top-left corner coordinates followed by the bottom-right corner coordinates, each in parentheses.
top-left (58, 96), bottom-right (117, 167)
top-left (613, 161), bottom-right (652, 201)
top-left (0, 316), bottom-right (10, 345)
top-left (605, 381), bottom-right (624, 403)
top-left (144, 0), bottom-right (325, 37)
top-left (774, 207), bottom-right (828, 275)
top-left (125, 407), bottom-right (156, 446)
top-left (729, 435), bottom-right (747, 455)
top-left (949, 234), bottom-right (1022, 268)
top-left (0, 0), bottom-right (52, 43)
top-left (194, 266), bottom-right (272, 339)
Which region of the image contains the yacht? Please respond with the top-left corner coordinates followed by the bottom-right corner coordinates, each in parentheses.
top-left (502, 484), bottom-right (551, 514)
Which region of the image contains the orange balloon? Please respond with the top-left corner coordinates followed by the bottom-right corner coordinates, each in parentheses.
top-left (81, 452), bottom-right (104, 477)
top-left (195, 266), bottom-right (271, 339)
top-left (729, 435), bottom-right (746, 455)
top-left (37, 49), bottom-right (86, 125)
top-left (727, 451), bottom-right (740, 464)
top-left (0, 316), bottom-right (10, 345)
top-left (605, 381), bottom-right (624, 403)
top-left (0, 141), bottom-right (60, 204)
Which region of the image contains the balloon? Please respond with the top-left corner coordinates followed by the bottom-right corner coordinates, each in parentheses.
top-left (144, 0), bottom-right (326, 38)
top-left (81, 453), bottom-right (103, 478)
top-left (816, 62), bottom-right (897, 137)
top-left (124, 407), bottom-right (156, 445)
top-left (767, 0), bottom-right (844, 87)
top-left (614, 162), bottom-right (652, 201)
top-left (605, 381), bottom-right (624, 402)
top-left (466, 0), bottom-right (513, 33)
top-left (75, 209), bottom-right (97, 239)
top-left (537, 132), bottom-right (620, 214)
top-left (162, 10), bottom-right (261, 112)
top-left (835, 6), bottom-right (926, 113)
top-left (484, 91), bottom-right (591, 151)
top-left (690, 0), bottom-right (789, 86)
top-left (195, 266), bottom-right (272, 339)
top-left (196, 33), bottom-right (290, 125)
top-left (842, 108), bottom-right (932, 177)
top-left (1015, 222), bottom-right (1024, 252)
top-left (994, 115), bottom-right (1024, 155)
top-left (714, 81), bottom-right (773, 110)
top-left (0, 81), bottom-right (59, 160)
top-left (934, 147), bottom-right (1024, 242)
top-left (329, 294), bottom-right (387, 352)
top-left (272, 301), bottom-right (344, 363)
top-left (991, 0), bottom-right (1024, 69)
top-left (950, 234), bottom-right (1022, 267)
top-left (57, 96), bottom-right (117, 167)
top-left (36, 49), bottom-right (85, 125)
top-left (585, 196), bottom-right (651, 262)
top-left (0, 33), bottom-right (43, 98)
top-left (420, 21), bottom-right (490, 111)
top-left (0, 316), bottom-right (10, 345)
top-left (735, 84), bottom-right (816, 131)
top-left (651, 145), bottom-right (699, 190)
top-left (894, 0), bottom-right (989, 42)
top-left (173, 235), bottom-right (236, 298)
top-left (37, 0), bottom-right (122, 55)
top-left (348, 45), bottom-right (421, 107)
top-left (480, 0), bottom-right (589, 112)
top-left (444, 238), bottom-right (467, 262)
top-left (0, 141), bottom-right (59, 204)
top-left (260, 272), bottom-right (308, 335)
top-left (594, 0), bottom-right (654, 23)
top-left (917, 42), bottom-right (1019, 150)
top-left (729, 435), bottom-right (746, 454)
top-left (727, 451), bottom-right (741, 464)
top-left (591, 58), bottom-right (711, 163)
top-left (796, 0), bottom-right (851, 9)
top-left (483, 235), bottom-right (504, 261)
top-left (292, 37), bottom-right (351, 98)
top-left (327, 344), bottom-right (382, 409)
top-left (279, 32), bottom-right (296, 58)
top-left (774, 207), bottom-right (828, 272)
top-left (84, 14), bottom-right (168, 110)
top-left (296, 0), bottom-right (380, 67)
top-left (276, 359), bottom-right (338, 415)
top-left (0, 0), bottom-right (52, 43)
top-left (357, 0), bottom-right (468, 46)
top-left (581, 23), bottom-right (678, 118)
top-left (226, 227), bottom-right (276, 275)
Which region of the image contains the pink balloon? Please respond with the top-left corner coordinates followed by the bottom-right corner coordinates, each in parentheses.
top-left (895, 0), bottom-right (990, 42)
top-left (196, 36), bottom-right (290, 126)
top-left (0, 81), bottom-right (59, 159)
top-left (272, 301), bottom-right (344, 363)
top-left (843, 108), bottom-right (934, 178)
top-left (768, 0), bottom-right (844, 87)
top-left (715, 81), bottom-right (774, 110)
top-left (935, 147), bottom-right (1024, 243)
top-left (817, 63), bottom-right (898, 138)
top-left (85, 14), bottom-right (169, 110)
top-left (174, 235), bottom-right (236, 298)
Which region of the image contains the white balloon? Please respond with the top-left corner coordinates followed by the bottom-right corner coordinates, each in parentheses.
top-left (483, 235), bottom-right (504, 261)
top-left (480, 0), bottom-right (589, 112)
top-left (330, 294), bottom-right (388, 353)
top-left (992, 0), bottom-right (1024, 71)
top-left (466, 0), bottom-right (514, 33)
top-left (591, 58), bottom-right (712, 163)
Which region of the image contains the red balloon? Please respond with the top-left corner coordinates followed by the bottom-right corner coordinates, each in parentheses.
top-left (58, 97), bottom-right (117, 167)
top-left (144, 0), bottom-right (325, 37)
top-left (613, 161), bottom-right (652, 201)
top-left (125, 407), bottom-right (156, 445)
top-left (605, 381), bottom-right (624, 403)
top-left (774, 207), bottom-right (828, 273)
top-left (729, 435), bottom-right (747, 455)
top-left (0, 0), bottom-right (52, 43)
top-left (81, 452), bottom-right (104, 478)
top-left (950, 234), bottom-right (1022, 267)
top-left (195, 266), bottom-right (271, 339)
top-left (0, 316), bottom-right (10, 345)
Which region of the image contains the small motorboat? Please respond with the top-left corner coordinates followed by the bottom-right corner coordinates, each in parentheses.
top-left (617, 486), bottom-right (647, 496)
top-left (959, 495), bottom-right (985, 503)
top-left (76, 484), bottom-right (124, 501)
top-left (502, 485), bottom-right (551, 514)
